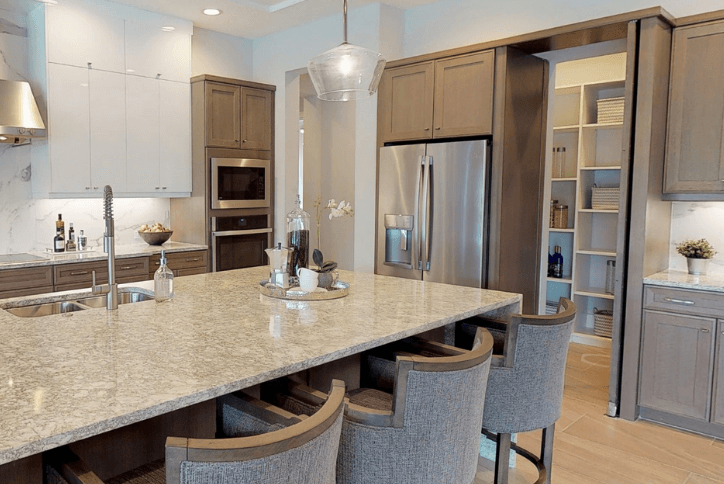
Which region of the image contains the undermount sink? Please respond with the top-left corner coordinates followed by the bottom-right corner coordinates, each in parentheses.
top-left (6, 301), bottom-right (86, 318)
top-left (76, 292), bottom-right (154, 308)
top-left (4, 290), bottom-right (154, 317)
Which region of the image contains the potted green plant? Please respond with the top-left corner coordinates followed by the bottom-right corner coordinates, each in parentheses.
top-left (676, 238), bottom-right (716, 275)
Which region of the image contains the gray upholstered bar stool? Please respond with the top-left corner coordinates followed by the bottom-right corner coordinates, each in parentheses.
top-left (471, 298), bottom-right (577, 484)
top-left (280, 327), bottom-right (495, 484)
top-left (45, 380), bottom-right (346, 484)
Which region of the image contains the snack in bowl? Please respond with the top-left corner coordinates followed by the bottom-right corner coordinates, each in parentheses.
top-left (138, 223), bottom-right (173, 245)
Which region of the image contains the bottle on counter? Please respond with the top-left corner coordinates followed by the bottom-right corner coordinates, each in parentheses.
top-left (552, 245), bottom-right (563, 279)
top-left (154, 250), bottom-right (174, 302)
top-left (77, 230), bottom-right (87, 251)
top-left (54, 214), bottom-right (65, 253)
top-left (65, 223), bottom-right (76, 251)
top-left (286, 194), bottom-right (311, 277)
top-left (547, 246), bottom-right (554, 278)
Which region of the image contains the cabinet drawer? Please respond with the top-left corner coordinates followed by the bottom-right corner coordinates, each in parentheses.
top-left (55, 257), bottom-right (149, 287)
top-left (644, 286), bottom-right (724, 318)
top-left (149, 251), bottom-right (208, 273)
top-left (0, 285), bottom-right (55, 300)
top-left (176, 267), bottom-right (207, 277)
top-left (0, 267), bottom-right (53, 293)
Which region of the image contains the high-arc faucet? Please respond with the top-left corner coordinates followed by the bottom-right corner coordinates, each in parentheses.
top-left (91, 185), bottom-right (119, 310)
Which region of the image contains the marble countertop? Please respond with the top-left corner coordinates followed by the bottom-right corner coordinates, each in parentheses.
top-left (0, 266), bottom-right (520, 465)
top-left (644, 269), bottom-right (724, 294)
top-left (0, 242), bottom-right (208, 270)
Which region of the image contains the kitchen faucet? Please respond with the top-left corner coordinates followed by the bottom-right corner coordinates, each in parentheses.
top-left (91, 185), bottom-right (118, 310)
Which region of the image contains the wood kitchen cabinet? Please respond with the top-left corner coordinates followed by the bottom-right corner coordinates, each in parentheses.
top-left (0, 267), bottom-right (54, 300)
top-left (148, 250), bottom-right (208, 278)
top-left (54, 257), bottom-right (149, 292)
top-left (664, 20), bottom-right (724, 195)
top-left (639, 285), bottom-right (724, 437)
top-left (640, 309), bottom-right (715, 420)
top-left (378, 50), bottom-right (494, 143)
top-left (714, 320), bottom-right (724, 425)
top-left (379, 62), bottom-right (435, 142)
top-left (205, 82), bottom-right (272, 150)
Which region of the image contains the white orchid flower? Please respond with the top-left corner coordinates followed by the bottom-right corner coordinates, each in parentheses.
top-left (326, 199), bottom-right (337, 209)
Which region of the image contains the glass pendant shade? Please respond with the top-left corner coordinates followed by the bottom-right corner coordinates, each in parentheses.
top-left (307, 43), bottom-right (386, 101)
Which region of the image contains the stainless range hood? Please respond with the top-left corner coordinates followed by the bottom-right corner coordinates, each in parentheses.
top-left (0, 80), bottom-right (46, 144)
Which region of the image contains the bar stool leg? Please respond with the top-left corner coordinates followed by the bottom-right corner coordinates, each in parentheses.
top-left (541, 423), bottom-right (555, 484)
top-left (494, 432), bottom-right (511, 484)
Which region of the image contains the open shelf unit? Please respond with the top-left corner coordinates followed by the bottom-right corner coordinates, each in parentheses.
top-left (540, 53), bottom-right (627, 346)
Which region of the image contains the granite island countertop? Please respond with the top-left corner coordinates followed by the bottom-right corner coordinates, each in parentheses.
top-left (0, 266), bottom-right (521, 465)
top-left (644, 269), bottom-right (724, 294)
top-left (0, 242), bottom-right (208, 270)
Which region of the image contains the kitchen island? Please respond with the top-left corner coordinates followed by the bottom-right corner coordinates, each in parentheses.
top-left (0, 266), bottom-right (520, 478)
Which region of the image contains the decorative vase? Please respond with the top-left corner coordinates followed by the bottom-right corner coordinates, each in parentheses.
top-left (686, 257), bottom-right (709, 275)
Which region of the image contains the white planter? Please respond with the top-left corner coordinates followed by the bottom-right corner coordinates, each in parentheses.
top-left (686, 257), bottom-right (709, 275)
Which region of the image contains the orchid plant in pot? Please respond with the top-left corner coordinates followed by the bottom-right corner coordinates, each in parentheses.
top-left (676, 238), bottom-right (716, 275)
top-left (312, 197), bottom-right (354, 287)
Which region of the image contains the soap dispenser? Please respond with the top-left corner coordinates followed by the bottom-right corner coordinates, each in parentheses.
top-left (154, 250), bottom-right (174, 302)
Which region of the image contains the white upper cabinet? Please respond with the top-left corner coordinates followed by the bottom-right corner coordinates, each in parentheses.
top-left (47, 63), bottom-right (91, 194)
top-left (90, 70), bottom-right (127, 192)
top-left (126, 75), bottom-right (161, 193)
top-left (160, 81), bottom-right (192, 192)
top-left (46, 0), bottom-right (125, 72)
top-left (125, 19), bottom-right (191, 83)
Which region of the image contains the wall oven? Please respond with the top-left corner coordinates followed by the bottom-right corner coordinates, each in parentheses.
top-left (211, 158), bottom-right (271, 209)
top-left (211, 215), bottom-right (271, 272)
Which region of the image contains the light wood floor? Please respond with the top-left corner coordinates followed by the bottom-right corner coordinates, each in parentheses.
top-left (474, 343), bottom-right (724, 484)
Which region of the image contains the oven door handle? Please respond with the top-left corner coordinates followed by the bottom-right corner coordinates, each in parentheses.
top-left (212, 228), bottom-right (273, 237)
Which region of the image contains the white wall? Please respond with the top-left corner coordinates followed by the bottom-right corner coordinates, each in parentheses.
top-left (669, 203), bottom-right (724, 275)
top-left (402, 0), bottom-right (724, 58)
top-left (191, 27), bottom-right (253, 79)
top-left (252, 3), bottom-right (403, 272)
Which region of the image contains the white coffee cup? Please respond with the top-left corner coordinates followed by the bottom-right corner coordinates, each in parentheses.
top-left (297, 268), bottom-right (319, 293)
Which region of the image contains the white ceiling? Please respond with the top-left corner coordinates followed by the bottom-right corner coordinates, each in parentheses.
top-left (104, 0), bottom-right (438, 39)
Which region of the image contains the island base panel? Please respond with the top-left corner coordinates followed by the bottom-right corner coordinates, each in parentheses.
top-left (0, 454), bottom-right (42, 484)
top-left (68, 399), bottom-right (215, 481)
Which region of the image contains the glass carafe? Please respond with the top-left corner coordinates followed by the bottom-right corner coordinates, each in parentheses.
top-left (286, 195), bottom-right (311, 276)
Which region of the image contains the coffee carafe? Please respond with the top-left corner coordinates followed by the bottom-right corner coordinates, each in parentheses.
top-left (265, 243), bottom-right (294, 289)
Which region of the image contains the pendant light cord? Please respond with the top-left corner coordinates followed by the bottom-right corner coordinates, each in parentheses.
top-left (343, 0), bottom-right (348, 44)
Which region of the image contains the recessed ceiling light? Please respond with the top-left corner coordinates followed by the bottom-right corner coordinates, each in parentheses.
top-left (161, 26), bottom-right (175, 32)
top-left (0, 136), bottom-right (7, 141)
top-left (39, 0), bottom-right (58, 4)
top-left (203, 8), bottom-right (222, 16)
top-left (126, 69), bottom-right (135, 73)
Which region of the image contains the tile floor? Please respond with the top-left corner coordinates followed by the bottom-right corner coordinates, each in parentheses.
top-left (474, 343), bottom-right (724, 484)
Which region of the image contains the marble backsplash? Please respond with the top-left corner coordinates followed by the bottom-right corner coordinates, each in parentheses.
top-left (0, 7), bottom-right (169, 255)
top-left (669, 202), bottom-right (724, 274)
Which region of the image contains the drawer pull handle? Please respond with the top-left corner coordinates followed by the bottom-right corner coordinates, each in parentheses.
top-left (186, 258), bottom-right (200, 262)
top-left (119, 266), bottom-right (133, 270)
top-left (701, 328), bottom-right (710, 333)
top-left (663, 297), bottom-right (694, 305)
top-left (70, 271), bottom-right (89, 276)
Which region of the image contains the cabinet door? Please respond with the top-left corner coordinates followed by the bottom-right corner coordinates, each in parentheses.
top-left (665, 21), bottom-right (724, 193)
top-left (378, 62), bottom-right (434, 142)
top-left (713, 320), bottom-right (724, 424)
top-left (48, 63), bottom-right (91, 193)
top-left (160, 81), bottom-right (191, 193)
top-left (126, 76), bottom-right (160, 193)
top-left (90, 70), bottom-right (126, 193)
top-left (125, 19), bottom-right (191, 83)
top-left (640, 310), bottom-right (715, 420)
top-left (433, 51), bottom-right (494, 138)
top-left (46, 2), bottom-right (124, 72)
top-left (240, 87), bottom-right (272, 151)
top-left (206, 83), bottom-right (241, 148)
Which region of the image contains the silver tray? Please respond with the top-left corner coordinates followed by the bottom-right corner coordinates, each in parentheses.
top-left (259, 280), bottom-right (350, 301)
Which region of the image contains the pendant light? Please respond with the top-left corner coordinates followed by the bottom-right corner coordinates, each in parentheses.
top-left (306, 0), bottom-right (386, 101)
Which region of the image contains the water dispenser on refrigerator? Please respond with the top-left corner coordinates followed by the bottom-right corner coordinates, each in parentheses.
top-left (384, 214), bottom-right (414, 268)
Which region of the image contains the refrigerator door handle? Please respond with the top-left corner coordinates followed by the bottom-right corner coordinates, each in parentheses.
top-left (417, 156), bottom-right (426, 270)
top-left (421, 156), bottom-right (432, 272)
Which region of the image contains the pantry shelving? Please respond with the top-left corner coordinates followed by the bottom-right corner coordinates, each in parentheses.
top-left (540, 52), bottom-right (628, 347)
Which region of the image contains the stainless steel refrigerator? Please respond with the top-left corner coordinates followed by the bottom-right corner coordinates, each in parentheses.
top-left (376, 140), bottom-right (489, 288)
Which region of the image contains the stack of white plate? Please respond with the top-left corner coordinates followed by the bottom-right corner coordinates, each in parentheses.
top-left (597, 97), bottom-right (625, 124)
top-left (591, 185), bottom-right (620, 210)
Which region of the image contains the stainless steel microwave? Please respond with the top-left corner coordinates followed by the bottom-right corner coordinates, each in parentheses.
top-left (210, 158), bottom-right (271, 209)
